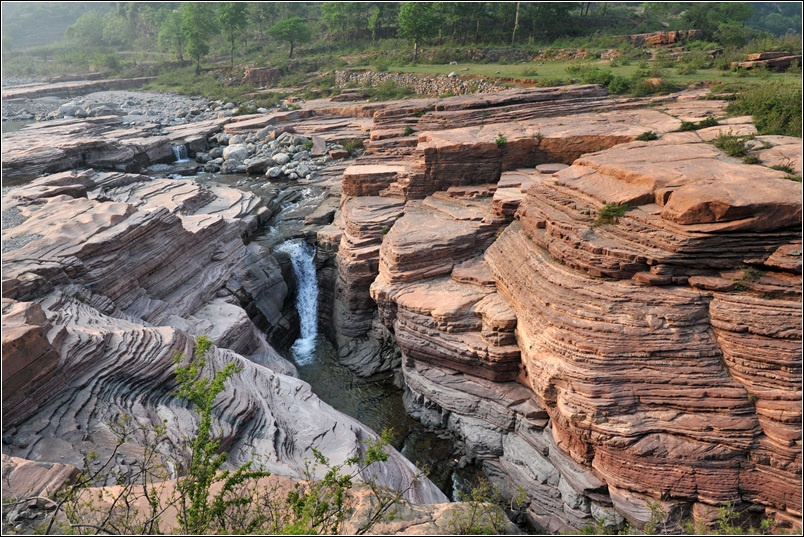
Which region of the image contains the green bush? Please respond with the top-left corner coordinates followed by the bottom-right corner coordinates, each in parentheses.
top-left (607, 75), bottom-right (632, 94)
top-left (594, 202), bottom-right (630, 226)
top-left (495, 133), bottom-right (507, 147)
top-left (636, 131), bottom-right (658, 141)
top-left (726, 82), bottom-right (802, 137)
top-left (712, 131), bottom-right (753, 157)
top-left (534, 77), bottom-right (571, 88)
top-left (566, 64), bottom-right (614, 86)
top-left (679, 116), bottom-right (719, 131)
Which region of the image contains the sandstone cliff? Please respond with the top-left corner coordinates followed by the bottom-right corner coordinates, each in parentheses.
top-left (331, 86), bottom-right (802, 532)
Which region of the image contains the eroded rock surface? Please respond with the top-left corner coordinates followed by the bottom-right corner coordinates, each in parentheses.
top-left (1, 162), bottom-right (445, 508)
top-left (331, 87), bottom-right (802, 532)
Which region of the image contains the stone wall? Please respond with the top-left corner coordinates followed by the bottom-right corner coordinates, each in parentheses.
top-left (335, 70), bottom-right (506, 97)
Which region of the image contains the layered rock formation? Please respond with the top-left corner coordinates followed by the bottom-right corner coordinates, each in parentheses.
top-left (2, 161), bottom-right (445, 507)
top-left (3, 82), bottom-right (801, 533)
top-left (330, 87), bottom-right (802, 531)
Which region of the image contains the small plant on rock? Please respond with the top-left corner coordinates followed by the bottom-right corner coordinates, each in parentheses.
top-left (678, 116), bottom-right (719, 131)
top-left (594, 202), bottom-right (630, 226)
top-left (712, 130), bottom-right (753, 158)
top-left (403, 125), bottom-right (415, 136)
top-left (495, 133), bottom-right (507, 148)
top-left (341, 139), bottom-right (364, 156)
top-left (770, 161), bottom-right (795, 174)
top-left (636, 131), bottom-right (658, 141)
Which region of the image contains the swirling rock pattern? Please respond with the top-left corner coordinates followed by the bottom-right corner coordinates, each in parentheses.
top-left (1, 166), bottom-right (445, 506)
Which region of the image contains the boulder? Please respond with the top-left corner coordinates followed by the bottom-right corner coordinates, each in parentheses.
top-left (222, 143), bottom-right (249, 161)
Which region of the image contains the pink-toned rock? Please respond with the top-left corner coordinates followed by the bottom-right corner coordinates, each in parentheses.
top-left (241, 66), bottom-right (280, 87)
top-left (1, 455), bottom-right (79, 500)
top-left (1, 299), bottom-right (62, 428)
top-left (342, 164), bottom-right (408, 197)
top-left (2, 117), bottom-right (174, 182)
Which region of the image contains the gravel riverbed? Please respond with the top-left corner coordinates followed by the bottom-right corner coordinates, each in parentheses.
top-left (2, 89), bottom-right (245, 127)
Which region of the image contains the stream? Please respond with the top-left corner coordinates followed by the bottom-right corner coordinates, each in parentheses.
top-left (267, 217), bottom-right (486, 502)
top-left (103, 155), bottom-right (489, 502)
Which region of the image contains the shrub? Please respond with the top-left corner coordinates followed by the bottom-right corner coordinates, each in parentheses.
top-left (566, 64), bottom-right (614, 86)
top-left (445, 479), bottom-right (511, 535)
top-left (636, 131), bottom-right (658, 141)
top-left (341, 139), bottom-right (364, 155)
top-left (726, 82), bottom-right (802, 137)
top-left (607, 75), bottom-right (631, 94)
top-left (371, 56), bottom-right (392, 72)
top-left (712, 131), bottom-right (753, 157)
top-left (533, 76), bottom-right (571, 88)
top-left (403, 126), bottom-right (415, 136)
top-left (679, 116), bottom-right (719, 131)
top-left (26, 336), bottom-right (409, 536)
top-left (495, 133), bottom-right (507, 147)
top-left (742, 154), bottom-right (761, 164)
top-left (594, 202), bottom-right (630, 226)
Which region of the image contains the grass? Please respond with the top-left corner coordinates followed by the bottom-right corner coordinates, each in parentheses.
top-left (384, 59), bottom-right (802, 96)
top-left (678, 116), bottom-right (719, 131)
top-left (341, 139), bottom-right (364, 155)
top-left (770, 162), bottom-right (795, 174)
top-left (144, 66), bottom-right (255, 102)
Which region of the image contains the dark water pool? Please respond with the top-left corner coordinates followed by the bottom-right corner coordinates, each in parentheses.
top-left (284, 333), bottom-right (485, 500)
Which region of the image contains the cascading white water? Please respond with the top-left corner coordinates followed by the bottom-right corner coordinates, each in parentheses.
top-left (276, 239), bottom-right (319, 364)
top-left (172, 144), bottom-right (190, 162)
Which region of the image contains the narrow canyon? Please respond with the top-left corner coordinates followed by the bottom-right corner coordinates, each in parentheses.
top-left (2, 81), bottom-right (801, 533)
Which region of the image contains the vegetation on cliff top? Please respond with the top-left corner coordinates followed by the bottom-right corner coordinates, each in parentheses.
top-left (1, 2), bottom-right (801, 116)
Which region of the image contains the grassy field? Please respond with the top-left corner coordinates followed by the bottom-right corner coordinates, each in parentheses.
top-left (388, 59), bottom-right (803, 92)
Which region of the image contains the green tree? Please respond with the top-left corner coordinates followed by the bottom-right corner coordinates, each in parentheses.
top-left (102, 13), bottom-right (133, 47)
top-left (681, 2), bottom-right (754, 41)
top-left (158, 8), bottom-right (185, 62)
top-left (267, 16), bottom-right (311, 59)
top-left (522, 2), bottom-right (579, 41)
top-left (218, 2), bottom-right (248, 65)
top-left (64, 10), bottom-right (106, 47)
top-left (249, 2), bottom-right (279, 38)
top-left (182, 2), bottom-right (218, 74)
top-left (397, 2), bottom-right (439, 62)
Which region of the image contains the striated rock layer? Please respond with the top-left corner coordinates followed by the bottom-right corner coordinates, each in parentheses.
top-left (1, 167), bottom-right (446, 506)
top-left (332, 89), bottom-right (802, 531)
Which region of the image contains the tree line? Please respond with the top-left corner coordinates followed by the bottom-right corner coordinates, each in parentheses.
top-left (3, 2), bottom-right (801, 68)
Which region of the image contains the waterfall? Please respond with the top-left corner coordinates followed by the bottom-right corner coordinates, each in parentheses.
top-left (276, 239), bottom-right (319, 364)
top-left (172, 144), bottom-right (190, 162)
